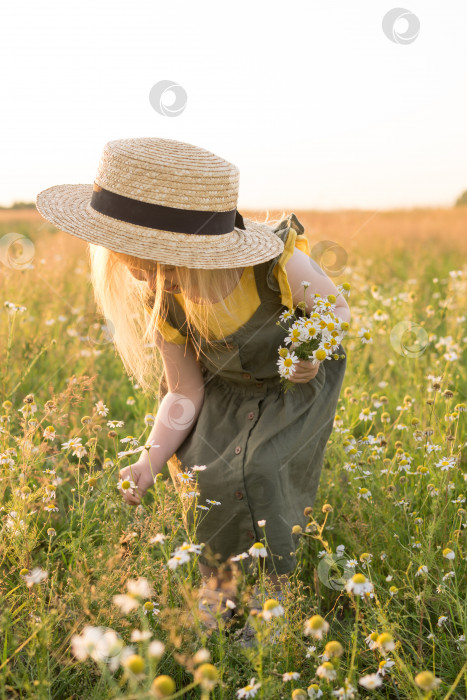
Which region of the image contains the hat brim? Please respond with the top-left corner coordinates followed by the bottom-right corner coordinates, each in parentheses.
top-left (35, 184), bottom-right (284, 269)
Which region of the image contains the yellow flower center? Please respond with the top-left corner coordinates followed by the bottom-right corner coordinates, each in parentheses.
top-left (125, 654), bottom-right (144, 674)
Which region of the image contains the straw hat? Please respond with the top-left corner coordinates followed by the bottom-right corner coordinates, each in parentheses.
top-left (35, 137), bottom-right (285, 269)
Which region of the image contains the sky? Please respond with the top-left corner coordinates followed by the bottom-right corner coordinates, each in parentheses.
top-left (1, 0), bottom-right (467, 210)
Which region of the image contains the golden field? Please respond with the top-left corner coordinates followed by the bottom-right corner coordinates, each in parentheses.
top-left (0, 207), bottom-right (465, 699)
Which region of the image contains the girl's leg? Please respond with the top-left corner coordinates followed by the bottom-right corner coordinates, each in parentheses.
top-left (267, 571), bottom-right (291, 591)
top-left (198, 561), bottom-right (219, 583)
top-left (198, 561), bottom-right (234, 586)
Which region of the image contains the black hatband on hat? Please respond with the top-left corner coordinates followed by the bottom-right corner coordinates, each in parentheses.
top-left (90, 183), bottom-right (246, 234)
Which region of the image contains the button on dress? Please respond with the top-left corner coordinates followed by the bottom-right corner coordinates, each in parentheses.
top-left (154, 214), bottom-right (347, 575)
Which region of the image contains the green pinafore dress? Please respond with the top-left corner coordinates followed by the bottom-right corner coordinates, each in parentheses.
top-left (157, 215), bottom-right (347, 576)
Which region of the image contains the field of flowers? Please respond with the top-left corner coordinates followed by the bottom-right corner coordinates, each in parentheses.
top-left (0, 207), bottom-right (466, 699)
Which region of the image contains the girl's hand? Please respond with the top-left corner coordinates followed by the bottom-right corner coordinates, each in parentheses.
top-left (288, 359), bottom-right (321, 383)
top-left (118, 460), bottom-right (155, 506)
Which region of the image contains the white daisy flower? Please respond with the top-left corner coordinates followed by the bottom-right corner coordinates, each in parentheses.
top-left (236, 678), bottom-right (261, 698)
top-left (248, 542), bottom-right (267, 558)
top-left (358, 673), bottom-right (382, 689)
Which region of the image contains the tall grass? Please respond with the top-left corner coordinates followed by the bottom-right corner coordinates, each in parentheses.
top-left (0, 209), bottom-right (465, 699)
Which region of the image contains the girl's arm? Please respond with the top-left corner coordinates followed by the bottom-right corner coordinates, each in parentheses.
top-left (284, 247), bottom-right (351, 324)
top-left (119, 332), bottom-right (205, 504)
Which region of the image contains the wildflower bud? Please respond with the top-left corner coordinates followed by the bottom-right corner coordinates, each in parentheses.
top-left (108, 430), bottom-right (117, 438)
top-left (194, 663), bottom-right (218, 689)
top-left (415, 671), bottom-right (441, 691)
top-left (381, 412), bottom-right (390, 422)
top-left (324, 640), bottom-right (344, 659)
top-left (21, 485), bottom-right (31, 495)
top-left (87, 477), bottom-right (97, 488)
top-left (327, 294), bottom-right (336, 303)
top-left (193, 648), bottom-right (210, 664)
top-left (322, 504), bottom-right (333, 513)
top-left (151, 675), bottom-right (176, 698)
top-left (395, 442), bottom-right (403, 449)
top-left (411, 417), bottom-right (420, 426)
top-left (292, 525), bottom-right (302, 535)
top-left (92, 425), bottom-right (102, 433)
top-left (426, 398), bottom-right (434, 406)
top-left (47, 528), bottom-right (56, 537)
top-left (20, 568), bottom-right (29, 576)
top-left (155, 472), bottom-right (163, 480)
top-left (342, 282), bottom-right (351, 291)
top-left (344, 387), bottom-right (352, 398)
top-left (417, 465), bottom-right (429, 474)
top-left (292, 690), bottom-right (308, 699)
top-left (81, 416), bottom-right (92, 425)
top-left (303, 506), bottom-right (313, 517)
top-left (340, 322), bottom-right (350, 331)
top-left (124, 654), bottom-right (145, 674)
top-left (455, 403), bottom-right (466, 412)
top-left (2, 400), bottom-right (12, 410)
top-left (361, 392), bottom-right (369, 402)
top-left (297, 301), bottom-right (306, 312)
top-left (386, 485), bottom-right (396, 494)
top-left (23, 394), bottom-right (34, 404)
top-left (279, 347), bottom-right (289, 358)
top-left (443, 389), bottom-right (454, 398)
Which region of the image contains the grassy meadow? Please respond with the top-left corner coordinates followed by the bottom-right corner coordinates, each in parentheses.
top-left (0, 207), bottom-right (466, 699)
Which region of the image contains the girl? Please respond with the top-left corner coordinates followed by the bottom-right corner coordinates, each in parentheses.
top-left (36, 136), bottom-right (349, 633)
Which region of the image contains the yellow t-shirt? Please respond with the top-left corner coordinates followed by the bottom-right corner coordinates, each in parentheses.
top-left (146, 227), bottom-right (310, 344)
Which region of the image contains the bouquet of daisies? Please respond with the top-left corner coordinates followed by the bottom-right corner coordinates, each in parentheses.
top-left (276, 281), bottom-right (351, 393)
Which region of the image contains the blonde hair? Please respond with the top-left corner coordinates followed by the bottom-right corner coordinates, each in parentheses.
top-left (87, 211), bottom-right (287, 396)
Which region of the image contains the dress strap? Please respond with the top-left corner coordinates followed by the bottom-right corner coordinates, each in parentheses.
top-left (255, 212), bottom-right (308, 308)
